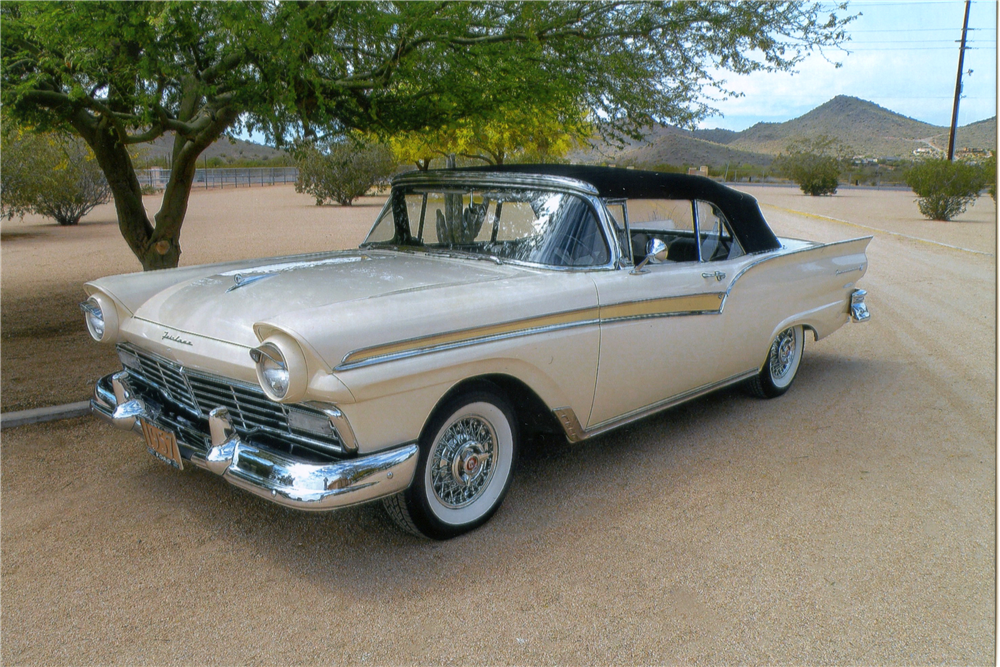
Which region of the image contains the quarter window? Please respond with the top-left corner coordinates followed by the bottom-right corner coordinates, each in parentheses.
top-left (696, 200), bottom-right (744, 262)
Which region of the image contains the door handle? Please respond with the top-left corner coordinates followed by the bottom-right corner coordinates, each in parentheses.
top-left (702, 271), bottom-right (726, 281)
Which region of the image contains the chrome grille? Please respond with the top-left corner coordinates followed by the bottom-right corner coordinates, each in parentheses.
top-left (117, 343), bottom-right (345, 457)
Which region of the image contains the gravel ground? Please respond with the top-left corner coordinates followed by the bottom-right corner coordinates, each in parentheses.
top-left (1, 184), bottom-right (995, 664)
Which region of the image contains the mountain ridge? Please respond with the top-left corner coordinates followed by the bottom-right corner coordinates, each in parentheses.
top-left (582, 95), bottom-right (995, 168)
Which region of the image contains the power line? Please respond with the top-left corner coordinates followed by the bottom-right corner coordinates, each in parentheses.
top-left (849, 39), bottom-right (996, 43)
top-left (822, 1), bottom-right (982, 6)
top-left (849, 27), bottom-right (996, 32)
top-left (846, 45), bottom-right (994, 50)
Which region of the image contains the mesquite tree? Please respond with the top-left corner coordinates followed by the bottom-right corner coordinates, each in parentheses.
top-left (1, 1), bottom-right (852, 270)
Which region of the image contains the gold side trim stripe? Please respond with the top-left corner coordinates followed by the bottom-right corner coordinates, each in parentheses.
top-left (340, 307), bottom-right (601, 367)
top-left (339, 293), bottom-right (724, 369)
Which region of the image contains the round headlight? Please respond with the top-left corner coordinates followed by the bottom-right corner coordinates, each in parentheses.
top-left (255, 343), bottom-right (289, 399)
top-left (80, 294), bottom-right (119, 343)
top-left (251, 333), bottom-right (308, 403)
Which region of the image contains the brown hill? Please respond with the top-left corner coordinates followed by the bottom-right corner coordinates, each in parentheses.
top-left (571, 125), bottom-right (772, 169)
top-left (927, 116), bottom-right (998, 153)
top-left (576, 96), bottom-right (996, 169)
top-left (132, 132), bottom-right (287, 165)
top-left (728, 95), bottom-right (995, 158)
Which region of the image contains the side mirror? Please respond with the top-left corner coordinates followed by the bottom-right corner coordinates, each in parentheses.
top-left (631, 238), bottom-right (668, 274)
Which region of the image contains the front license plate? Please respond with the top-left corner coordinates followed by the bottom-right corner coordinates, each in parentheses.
top-left (140, 420), bottom-right (184, 471)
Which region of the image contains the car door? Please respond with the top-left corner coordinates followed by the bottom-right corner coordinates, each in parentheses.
top-left (587, 198), bottom-right (749, 428)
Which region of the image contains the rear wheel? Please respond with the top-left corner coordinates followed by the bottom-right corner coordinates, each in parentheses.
top-left (383, 387), bottom-right (518, 539)
top-left (747, 325), bottom-right (804, 398)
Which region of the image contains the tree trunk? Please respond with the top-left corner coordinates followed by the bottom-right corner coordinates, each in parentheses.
top-left (71, 109), bottom-right (237, 271)
top-left (78, 118), bottom-right (160, 269)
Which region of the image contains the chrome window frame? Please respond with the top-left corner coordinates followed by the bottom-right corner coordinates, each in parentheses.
top-left (693, 198), bottom-right (745, 262)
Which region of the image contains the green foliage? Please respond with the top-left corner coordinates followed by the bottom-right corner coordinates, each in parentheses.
top-left (1, 1), bottom-right (854, 268)
top-left (1, 116), bottom-right (111, 225)
top-left (905, 159), bottom-right (988, 221)
top-left (782, 153), bottom-right (840, 195)
top-left (983, 155), bottom-right (997, 202)
top-left (294, 141), bottom-right (396, 206)
top-left (388, 106), bottom-right (590, 168)
top-left (774, 135), bottom-right (850, 195)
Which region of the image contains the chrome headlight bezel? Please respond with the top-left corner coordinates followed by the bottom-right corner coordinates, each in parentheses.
top-left (251, 334), bottom-right (308, 403)
top-left (80, 294), bottom-right (119, 344)
top-left (251, 342), bottom-right (289, 400)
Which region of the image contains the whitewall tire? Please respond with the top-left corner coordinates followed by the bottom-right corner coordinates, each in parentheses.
top-left (748, 325), bottom-right (804, 399)
top-left (383, 387), bottom-right (518, 539)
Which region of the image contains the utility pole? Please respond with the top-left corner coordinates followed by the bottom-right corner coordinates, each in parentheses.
top-left (947, 0), bottom-right (972, 161)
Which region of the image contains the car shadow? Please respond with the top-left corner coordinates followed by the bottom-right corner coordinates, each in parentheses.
top-left (160, 353), bottom-right (893, 593)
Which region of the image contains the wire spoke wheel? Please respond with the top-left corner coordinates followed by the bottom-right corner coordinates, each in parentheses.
top-left (747, 325), bottom-right (804, 398)
top-left (769, 327), bottom-right (798, 382)
top-left (383, 387), bottom-right (518, 540)
top-left (430, 416), bottom-right (497, 509)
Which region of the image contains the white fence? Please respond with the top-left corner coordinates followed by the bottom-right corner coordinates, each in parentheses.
top-left (136, 167), bottom-right (299, 191)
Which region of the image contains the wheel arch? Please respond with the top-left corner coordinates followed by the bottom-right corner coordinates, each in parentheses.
top-left (758, 321), bottom-right (814, 371)
top-left (421, 374), bottom-right (562, 444)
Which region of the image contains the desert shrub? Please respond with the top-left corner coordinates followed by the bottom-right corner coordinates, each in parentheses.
top-left (295, 140), bottom-right (396, 206)
top-left (905, 159), bottom-right (988, 221)
top-left (775, 152), bottom-right (841, 195)
top-left (1, 117), bottom-right (111, 225)
top-left (983, 155), bottom-right (996, 202)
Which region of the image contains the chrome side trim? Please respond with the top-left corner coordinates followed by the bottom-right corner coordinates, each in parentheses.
top-left (337, 293), bottom-right (726, 371)
top-left (553, 408), bottom-right (586, 444)
top-left (336, 318), bottom-right (601, 371)
top-left (553, 369), bottom-right (758, 442)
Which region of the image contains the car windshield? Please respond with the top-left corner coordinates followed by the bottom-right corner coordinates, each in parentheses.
top-left (362, 184), bottom-right (610, 268)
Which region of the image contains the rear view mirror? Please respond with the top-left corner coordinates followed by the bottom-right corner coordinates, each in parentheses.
top-left (632, 238), bottom-right (668, 274)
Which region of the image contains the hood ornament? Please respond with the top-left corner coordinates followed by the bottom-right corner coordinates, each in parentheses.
top-left (227, 273), bottom-right (277, 292)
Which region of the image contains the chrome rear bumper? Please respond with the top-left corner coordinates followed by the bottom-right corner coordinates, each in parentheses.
top-left (850, 289), bottom-right (870, 323)
top-left (92, 373), bottom-right (418, 511)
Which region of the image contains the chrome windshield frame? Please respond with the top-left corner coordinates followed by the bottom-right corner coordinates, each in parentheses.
top-left (358, 171), bottom-right (623, 272)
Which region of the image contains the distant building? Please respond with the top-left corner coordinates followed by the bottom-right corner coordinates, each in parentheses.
top-left (687, 166), bottom-right (709, 177)
top-left (956, 147), bottom-right (993, 159)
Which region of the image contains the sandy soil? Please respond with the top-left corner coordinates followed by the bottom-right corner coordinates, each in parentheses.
top-left (1, 184), bottom-right (995, 664)
top-left (1, 185), bottom-right (383, 412)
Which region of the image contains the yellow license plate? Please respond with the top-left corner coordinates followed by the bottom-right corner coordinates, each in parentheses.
top-left (141, 420), bottom-right (183, 471)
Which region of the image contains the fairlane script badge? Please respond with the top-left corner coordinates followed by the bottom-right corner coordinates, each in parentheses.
top-left (162, 332), bottom-right (193, 346)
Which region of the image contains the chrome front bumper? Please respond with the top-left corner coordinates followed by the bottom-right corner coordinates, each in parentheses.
top-left (92, 373), bottom-right (418, 511)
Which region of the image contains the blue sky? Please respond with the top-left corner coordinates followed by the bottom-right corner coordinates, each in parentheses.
top-left (700, 0), bottom-right (998, 130)
top-left (239, 1), bottom-right (997, 144)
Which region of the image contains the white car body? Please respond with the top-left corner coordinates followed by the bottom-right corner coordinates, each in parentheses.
top-left (85, 166), bottom-right (871, 538)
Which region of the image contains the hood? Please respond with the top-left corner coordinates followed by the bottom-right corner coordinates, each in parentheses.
top-left (132, 250), bottom-right (519, 346)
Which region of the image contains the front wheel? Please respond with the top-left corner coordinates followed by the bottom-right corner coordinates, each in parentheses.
top-left (383, 388), bottom-right (518, 539)
top-left (747, 325), bottom-right (804, 399)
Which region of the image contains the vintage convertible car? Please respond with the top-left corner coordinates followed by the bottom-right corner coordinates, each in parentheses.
top-left (84, 165), bottom-right (871, 539)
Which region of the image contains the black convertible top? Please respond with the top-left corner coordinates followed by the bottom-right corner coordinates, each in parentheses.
top-left (453, 164), bottom-right (780, 254)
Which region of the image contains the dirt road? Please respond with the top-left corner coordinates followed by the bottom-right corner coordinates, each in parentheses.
top-left (1, 185), bottom-right (995, 664)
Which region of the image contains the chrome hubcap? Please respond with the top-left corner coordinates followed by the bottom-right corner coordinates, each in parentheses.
top-left (431, 416), bottom-right (496, 508)
top-left (770, 328), bottom-right (797, 379)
